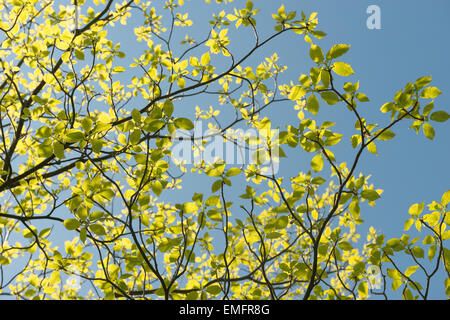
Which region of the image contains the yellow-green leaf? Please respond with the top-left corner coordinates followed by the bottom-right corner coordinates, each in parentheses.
top-left (64, 219), bottom-right (81, 230)
top-left (423, 122), bottom-right (435, 140)
top-left (420, 87), bottom-right (442, 99)
top-left (361, 189), bottom-right (380, 201)
top-left (332, 62), bottom-right (354, 76)
top-left (326, 44), bottom-right (350, 60)
top-left (306, 94), bottom-right (319, 115)
top-left (404, 265), bottom-right (419, 277)
top-left (430, 111), bottom-right (449, 122)
top-left (288, 85), bottom-right (306, 101)
top-left (311, 154), bottom-right (324, 172)
top-left (129, 130), bottom-right (141, 145)
top-left (320, 91), bottom-right (340, 105)
top-left (89, 224), bottom-right (106, 236)
top-left (174, 117), bottom-right (194, 130)
top-left (377, 129), bottom-right (396, 141)
top-left (152, 181), bottom-right (163, 196)
top-left (132, 108), bottom-right (141, 123)
top-left (53, 141), bottom-right (65, 159)
top-left (163, 100), bottom-right (174, 116)
top-left (225, 167), bottom-right (241, 177)
top-left (74, 49), bottom-right (85, 60)
top-left (441, 190), bottom-right (450, 206)
top-left (309, 44), bottom-right (324, 63)
top-left (201, 52), bottom-right (210, 65)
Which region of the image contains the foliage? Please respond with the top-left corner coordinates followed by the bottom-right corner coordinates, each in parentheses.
top-left (0, 0), bottom-right (448, 300)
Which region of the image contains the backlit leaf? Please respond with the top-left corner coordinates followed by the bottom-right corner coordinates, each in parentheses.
top-left (332, 62), bottom-right (354, 76)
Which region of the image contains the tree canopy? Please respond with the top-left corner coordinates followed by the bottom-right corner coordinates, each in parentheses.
top-left (0, 0), bottom-right (449, 300)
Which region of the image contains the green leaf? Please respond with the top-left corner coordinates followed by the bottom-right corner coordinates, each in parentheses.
top-left (311, 176), bottom-right (326, 185)
top-left (351, 135), bottom-right (361, 148)
top-left (349, 198), bottom-right (360, 219)
top-left (80, 227), bottom-right (87, 244)
top-left (430, 111), bottom-right (449, 122)
top-left (420, 87), bottom-right (442, 99)
top-left (53, 141), bottom-right (65, 159)
top-left (152, 181), bottom-right (163, 196)
top-left (143, 119), bottom-right (165, 132)
top-left (320, 91), bottom-right (340, 105)
top-left (309, 44), bottom-right (324, 63)
top-left (90, 211), bottom-right (104, 221)
top-left (274, 216), bottom-right (289, 229)
top-left (332, 62), bottom-right (354, 76)
top-left (39, 228), bottom-right (51, 238)
top-left (380, 102), bottom-right (395, 113)
top-left (64, 219), bottom-right (81, 230)
top-left (414, 76), bottom-right (432, 90)
top-left (183, 202), bottom-right (198, 213)
top-left (158, 238), bottom-right (181, 252)
top-left (377, 129), bottom-right (396, 141)
top-left (324, 133), bottom-right (343, 146)
top-left (356, 93), bottom-right (369, 102)
top-left (392, 280), bottom-right (402, 291)
top-left (338, 241), bottom-right (353, 251)
top-left (76, 207), bottom-right (89, 221)
top-left (89, 224), bottom-right (106, 236)
top-left (266, 232), bottom-right (282, 239)
top-left (129, 130), bottom-right (141, 145)
top-left (441, 190), bottom-right (450, 207)
top-left (422, 235), bottom-right (434, 245)
top-left (112, 66), bottom-right (125, 73)
top-left (36, 126), bottom-right (52, 138)
top-left (422, 101), bottom-right (434, 116)
top-left (91, 139), bottom-right (103, 153)
top-left (64, 129), bottom-right (85, 143)
top-left (174, 117), bottom-right (194, 130)
top-left (386, 238), bottom-right (404, 251)
top-left (201, 52), bottom-right (210, 65)
top-left (361, 189), bottom-right (380, 201)
top-left (404, 265), bottom-right (419, 277)
top-left (206, 163), bottom-right (225, 177)
top-left (403, 288), bottom-right (414, 300)
top-left (81, 117), bottom-right (93, 132)
top-left (163, 100), bottom-right (174, 117)
top-left (320, 70), bottom-right (330, 87)
top-left (387, 268), bottom-right (402, 280)
top-left (367, 141), bottom-right (377, 154)
top-left (225, 167), bottom-right (241, 177)
top-left (306, 94), bottom-right (319, 115)
top-left (132, 108), bottom-right (141, 123)
top-left (205, 195), bottom-right (220, 207)
top-left (326, 44), bottom-right (350, 60)
top-left (207, 209), bottom-right (222, 222)
top-left (206, 285), bottom-right (221, 295)
top-left (408, 203), bottom-right (424, 217)
top-left (411, 246), bottom-right (424, 259)
top-left (37, 143), bottom-right (53, 158)
top-left (288, 85), bottom-right (306, 101)
top-left (311, 154), bottom-right (324, 172)
top-left (404, 218), bottom-right (414, 231)
top-left (357, 281), bottom-right (368, 296)
top-left (211, 180), bottom-right (222, 193)
top-left (177, 77), bottom-right (185, 88)
top-left (428, 244), bottom-right (437, 262)
top-left (422, 122), bottom-right (435, 140)
top-left (74, 49), bottom-right (85, 60)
